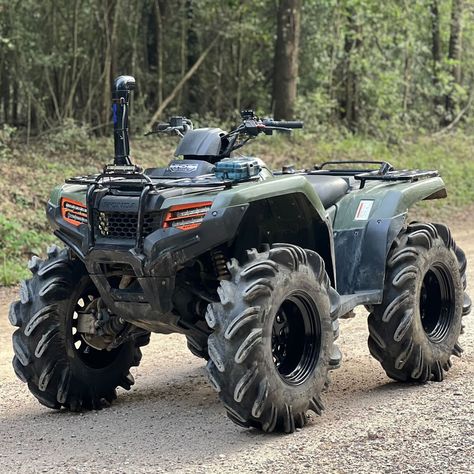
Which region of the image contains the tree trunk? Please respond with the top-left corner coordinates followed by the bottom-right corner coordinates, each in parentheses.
top-left (154, 0), bottom-right (165, 107)
top-left (446, 0), bottom-right (464, 118)
top-left (272, 0), bottom-right (302, 120)
top-left (430, 0), bottom-right (443, 113)
top-left (430, 1), bottom-right (442, 82)
top-left (341, 8), bottom-right (361, 132)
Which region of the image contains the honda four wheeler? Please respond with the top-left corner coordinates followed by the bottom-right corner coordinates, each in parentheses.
top-left (10, 76), bottom-right (470, 432)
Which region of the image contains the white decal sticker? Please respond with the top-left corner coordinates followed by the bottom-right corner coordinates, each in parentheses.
top-left (354, 200), bottom-right (374, 220)
top-left (168, 163), bottom-right (199, 173)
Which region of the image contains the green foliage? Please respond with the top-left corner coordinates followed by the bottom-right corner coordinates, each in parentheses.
top-left (0, 0), bottom-right (473, 139)
top-left (0, 124), bottom-right (16, 159)
top-left (42, 119), bottom-right (93, 154)
top-left (0, 214), bottom-right (56, 285)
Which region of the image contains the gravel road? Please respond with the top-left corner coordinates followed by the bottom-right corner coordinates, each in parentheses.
top-left (0, 227), bottom-right (473, 474)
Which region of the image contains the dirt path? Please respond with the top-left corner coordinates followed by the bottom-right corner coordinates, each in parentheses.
top-left (0, 227), bottom-right (473, 474)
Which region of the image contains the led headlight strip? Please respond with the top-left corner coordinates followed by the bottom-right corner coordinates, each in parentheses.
top-left (163, 202), bottom-right (212, 231)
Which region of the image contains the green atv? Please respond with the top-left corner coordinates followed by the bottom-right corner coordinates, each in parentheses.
top-left (10, 76), bottom-right (470, 432)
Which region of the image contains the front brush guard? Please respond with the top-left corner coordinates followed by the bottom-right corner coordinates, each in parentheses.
top-left (48, 199), bottom-right (248, 323)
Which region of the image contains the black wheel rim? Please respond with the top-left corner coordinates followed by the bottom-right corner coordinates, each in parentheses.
top-left (271, 291), bottom-right (321, 385)
top-left (69, 283), bottom-right (122, 369)
top-left (419, 263), bottom-right (456, 343)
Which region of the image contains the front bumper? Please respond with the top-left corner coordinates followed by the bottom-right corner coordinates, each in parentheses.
top-left (47, 201), bottom-right (248, 325)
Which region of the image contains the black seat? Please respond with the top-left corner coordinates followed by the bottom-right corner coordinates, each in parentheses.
top-left (304, 174), bottom-right (350, 208)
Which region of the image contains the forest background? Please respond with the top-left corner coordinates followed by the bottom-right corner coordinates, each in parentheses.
top-left (0, 0), bottom-right (473, 284)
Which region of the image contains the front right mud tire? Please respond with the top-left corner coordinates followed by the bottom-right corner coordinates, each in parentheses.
top-left (205, 244), bottom-right (340, 433)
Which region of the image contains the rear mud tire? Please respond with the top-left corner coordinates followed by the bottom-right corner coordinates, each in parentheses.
top-left (10, 246), bottom-right (150, 410)
top-left (206, 244), bottom-right (340, 433)
top-left (368, 223), bottom-right (464, 382)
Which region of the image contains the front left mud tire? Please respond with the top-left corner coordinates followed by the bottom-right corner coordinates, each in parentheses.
top-left (205, 244), bottom-right (340, 433)
top-left (9, 246), bottom-right (150, 410)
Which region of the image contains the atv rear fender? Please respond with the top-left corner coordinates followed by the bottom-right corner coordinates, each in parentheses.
top-left (332, 176), bottom-right (447, 297)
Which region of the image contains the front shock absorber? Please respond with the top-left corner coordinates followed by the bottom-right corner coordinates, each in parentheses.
top-left (211, 249), bottom-right (230, 280)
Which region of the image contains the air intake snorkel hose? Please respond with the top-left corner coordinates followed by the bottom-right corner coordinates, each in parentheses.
top-left (112, 75), bottom-right (136, 165)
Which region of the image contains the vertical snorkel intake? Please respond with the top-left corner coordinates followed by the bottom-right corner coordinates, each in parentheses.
top-left (112, 75), bottom-right (136, 165)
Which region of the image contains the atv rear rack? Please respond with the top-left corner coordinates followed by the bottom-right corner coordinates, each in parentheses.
top-left (311, 160), bottom-right (439, 188)
top-left (354, 169), bottom-right (439, 188)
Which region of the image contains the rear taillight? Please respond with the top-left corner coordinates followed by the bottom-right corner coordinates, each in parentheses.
top-left (163, 202), bottom-right (212, 231)
top-left (61, 198), bottom-right (88, 226)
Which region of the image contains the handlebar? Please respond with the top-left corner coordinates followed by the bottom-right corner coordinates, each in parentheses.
top-left (262, 119), bottom-right (304, 129)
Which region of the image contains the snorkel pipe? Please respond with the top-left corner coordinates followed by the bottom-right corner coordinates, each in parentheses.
top-left (112, 75), bottom-right (136, 165)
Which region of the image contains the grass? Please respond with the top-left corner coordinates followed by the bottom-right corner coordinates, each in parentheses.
top-left (1, 130), bottom-right (473, 285)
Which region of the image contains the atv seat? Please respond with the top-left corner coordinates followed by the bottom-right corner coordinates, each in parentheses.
top-left (304, 174), bottom-right (350, 208)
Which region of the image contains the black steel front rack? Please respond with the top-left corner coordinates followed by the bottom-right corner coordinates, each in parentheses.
top-left (78, 164), bottom-right (234, 253)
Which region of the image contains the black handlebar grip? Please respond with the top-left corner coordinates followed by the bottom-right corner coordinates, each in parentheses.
top-left (263, 120), bottom-right (304, 129)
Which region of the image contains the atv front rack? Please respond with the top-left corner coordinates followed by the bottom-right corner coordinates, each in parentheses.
top-left (71, 165), bottom-right (235, 252)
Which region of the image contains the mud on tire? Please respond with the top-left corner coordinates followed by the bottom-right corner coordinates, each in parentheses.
top-left (368, 222), bottom-right (464, 382)
top-left (205, 244), bottom-right (340, 433)
top-left (9, 245), bottom-right (150, 410)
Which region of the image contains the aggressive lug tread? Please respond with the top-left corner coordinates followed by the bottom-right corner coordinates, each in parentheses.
top-left (295, 412), bottom-right (306, 429)
top-left (224, 307), bottom-right (261, 340)
top-left (240, 260), bottom-right (279, 279)
top-left (388, 248), bottom-right (419, 268)
top-left (382, 291), bottom-right (410, 323)
top-left (283, 404), bottom-right (296, 433)
top-left (243, 279), bottom-right (274, 302)
top-left (432, 361), bottom-right (444, 382)
top-left (24, 305), bottom-right (56, 336)
top-left (206, 244), bottom-right (340, 433)
top-left (19, 280), bottom-right (30, 304)
top-left (28, 256), bottom-right (41, 273)
top-left (57, 367), bottom-right (70, 404)
top-left (8, 301), bottom-right (21, 327)
top-left (205, 304), bottom-right (217, 329)
top-left (393, 309), bottom-right (413, 342)
top-left (13, 331), bottom-right (31, 366)
top-left (34, 325), bottom-right (59, 358)
top-left (234, 366), bottom-right (258, 402)
top-left (452, 343), bottom-right (463, 357)
top-left (9, 246), bottom-right (149, 412)
top-left (38, 277), bottom-right (68, 298)
top-left (251, 379), bottom-right (268, 418)
top-left (368, 222), bottom-right (464, 384)
top-left (234, 329), bottom-right (263, 363)
top-left (13, 357), bottom-right (28, 383)
top-left (262, 403), bottom-right (278, 432)
top-left (208, 340), bottom-right (225, 372)
top-left (309, 396), bottom-right (324, 415)
top-left (394, 339), bottom-right (414, 370)
top-left (38, 359), bottom-right (57, 391)
top-left (392, 265), bottom-right (418, 288)
top-left (37, 259), bottom-right (68, 277)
